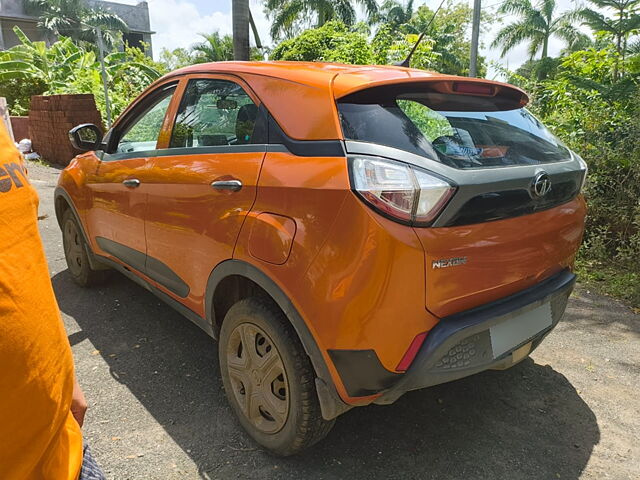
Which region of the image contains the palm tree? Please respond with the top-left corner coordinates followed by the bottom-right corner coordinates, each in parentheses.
top-left (232, 0), bottom-right (250, 60)
top-left (192, 32), bottom-right (235, 62)
top-left (579, 0), bottom-right (640, 74)
top-left (376, 0), bottom-right (415, 29)
top-left (24, 0), bottom-right (128, 50)
top-left (377, 0), bottom-right (414, 28)
top-left (265, 0), bottom-right (379, 41)
top-left (492, 0), bottom-right (587, 61)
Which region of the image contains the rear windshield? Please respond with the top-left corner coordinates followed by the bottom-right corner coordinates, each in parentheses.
top-left (338, 86), bottom-right (571, 169)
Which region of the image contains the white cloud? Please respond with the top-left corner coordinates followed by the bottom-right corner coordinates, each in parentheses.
top-left (147, 0), bottom-right (231, 56)
top-left (118, 0), bottom-right (272, 58)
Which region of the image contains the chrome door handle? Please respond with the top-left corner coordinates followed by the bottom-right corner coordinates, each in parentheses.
top-left (211, 179), bottom-right (242, 192)
top-left (122, 178), bottom-right (141, 188)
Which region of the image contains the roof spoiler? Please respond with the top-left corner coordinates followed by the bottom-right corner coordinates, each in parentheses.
top-left (334, 76), bottom-right (529, 110)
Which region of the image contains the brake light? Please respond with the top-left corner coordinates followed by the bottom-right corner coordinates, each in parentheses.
top-left (350, 156), bottom-right (455, 225)
top-left (452, 82), bottom-right (495, 96)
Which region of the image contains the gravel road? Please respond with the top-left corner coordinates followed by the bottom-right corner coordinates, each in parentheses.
top-left (28, 159), bottom-right (639, 480)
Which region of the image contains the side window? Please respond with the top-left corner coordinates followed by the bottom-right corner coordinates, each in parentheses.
top-left (170, 79), bottom-right (261, 148)
top-left (115, 86), bottom-right (176, 154)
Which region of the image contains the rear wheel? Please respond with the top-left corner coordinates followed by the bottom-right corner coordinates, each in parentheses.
top-left (62, 209), bottom-right (110, 287)
top-left (219, 297), bottom-right (334, 455)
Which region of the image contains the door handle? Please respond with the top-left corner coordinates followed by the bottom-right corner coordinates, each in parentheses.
top-left (211, 179), bottom-right (242, 192)
top-left (122, 178), bottom-right (141, 188)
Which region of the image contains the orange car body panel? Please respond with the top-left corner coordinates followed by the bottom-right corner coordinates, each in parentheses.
top-left (248, 213), bottom-right (297, 265)
top-left (144, 150), bottom-right (265, 315)
top-left (416, 196), bottom-right (587, 318)
top-left (57, 61), bottom-right (585, 407)
top-left (232, 151), bottom-right (439, 401)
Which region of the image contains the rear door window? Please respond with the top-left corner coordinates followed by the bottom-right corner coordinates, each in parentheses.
top-left (169, 79), bottom-right (262, 148)
top-left (338, 86), bottom-right (571, 169)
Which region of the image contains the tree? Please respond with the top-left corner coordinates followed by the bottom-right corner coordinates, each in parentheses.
top-left (232, 0), bottom-right (250, 60)
top-left (371, 23), bottom-right (437, 68)
top-left (375, 0), bottom-right (415, 30)
top-left (270, 21), bottom-right (374, 64)
top-left (265, 0), bottom-right (378, 41)
top-left (24, 0), bottom-right (128, 50)
top-left (159, 47), bottom-right (194, 70)
top-left (0, 26), bottom-right (163, 118)
top-left (193, 32), bottom-right (235, 62)
top-left (406, 3), bottom-right (489, 76)
top-left (492, 0), bottom-right (587, 63)
top-left (579, 0), bottom-right (640, 76)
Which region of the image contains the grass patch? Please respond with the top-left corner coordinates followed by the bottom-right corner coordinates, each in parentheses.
top-left (575, 258), bottom-right (640, 309)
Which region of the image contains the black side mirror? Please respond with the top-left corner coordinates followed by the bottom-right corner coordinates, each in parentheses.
top-left (69, 124), bottom-right (103, 152)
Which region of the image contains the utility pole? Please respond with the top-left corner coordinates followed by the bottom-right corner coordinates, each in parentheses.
top-left (469, 0), bottom-right (481, 77)
top-left (96, 26), bottom-right (112, 128)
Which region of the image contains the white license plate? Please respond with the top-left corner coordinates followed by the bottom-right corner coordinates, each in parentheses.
top-left (490, 303), bottom-right (552, 358)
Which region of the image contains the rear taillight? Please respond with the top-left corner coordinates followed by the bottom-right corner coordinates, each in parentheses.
top-left (349, 156), bottom-right (455, 226)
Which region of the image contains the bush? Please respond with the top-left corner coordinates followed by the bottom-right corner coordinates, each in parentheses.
top-left (270, 21), bottom-right (374, 64)
top-left (0, 77), bottom-right (47, 116)
top-left (517, 49), bottom-right (640, 304)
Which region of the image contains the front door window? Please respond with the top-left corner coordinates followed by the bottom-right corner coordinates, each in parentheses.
top-left (115, 86), bottom-right (176, 154)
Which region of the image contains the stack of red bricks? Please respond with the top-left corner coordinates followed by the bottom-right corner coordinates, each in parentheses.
top-left (29, 94), bottom-right (103, 166)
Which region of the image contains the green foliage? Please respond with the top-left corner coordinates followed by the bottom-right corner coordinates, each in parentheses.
top-left (371, 25), bottom-right (437, 68)
top-left (508, 46), bottom-right (640, 305)
top-left (192, 32), bottom-right (234, 62)
top-left (270, 1), bottom-right (486, 76)
top-left (578, 0), bottom-right (640, 77)
top-left (492, 0), bottom-right (588, 66)
top-left (403, 3), bottom-right (489, 76)
top-left (159, 47), bottom-right (195, 70)
top-left (264, 0), bottom-right (378, 41)
top-left (53, 45), bottom-right (167, 120)
top-left (0, 27), bottom-right (165, 120)
top-left (397, 100), bottom-right (454, 140)
top-left (270, 21), bottom-right (373, 64)
top-left (24, 0), bottom-right (128, 50)
top-left (0, 77), bottom-right (47, 116)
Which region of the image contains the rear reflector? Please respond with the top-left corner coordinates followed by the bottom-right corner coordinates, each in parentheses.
top-left (452, 82), bottom-right (494, 96)
top-left (396, 332), bottom-right (428, 372)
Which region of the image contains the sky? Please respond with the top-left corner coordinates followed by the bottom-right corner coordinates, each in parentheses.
top-left (121, 0), bottom-right (583, 78)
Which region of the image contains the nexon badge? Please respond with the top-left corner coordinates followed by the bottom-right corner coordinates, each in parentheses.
top-left (432, 257), bottom-right (468, 269)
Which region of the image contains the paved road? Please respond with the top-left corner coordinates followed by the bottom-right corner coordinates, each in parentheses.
top-left (30, 160), bottom-right (639, 480)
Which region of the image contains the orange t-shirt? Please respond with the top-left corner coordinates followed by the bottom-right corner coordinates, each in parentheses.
top-left (0, 123), bottom-right (83, 479)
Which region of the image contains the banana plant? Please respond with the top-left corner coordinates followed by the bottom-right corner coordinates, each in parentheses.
top-left (0, 26), bottom-right (161, 90)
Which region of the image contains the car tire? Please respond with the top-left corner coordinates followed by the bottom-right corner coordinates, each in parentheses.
top-left (219, 297), bottom-right (335, 456)
top-left (61, 209), bottom-right (110, 287)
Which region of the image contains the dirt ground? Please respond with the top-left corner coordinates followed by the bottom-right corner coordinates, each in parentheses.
top-left (29, 159), bottom-right (639, 480)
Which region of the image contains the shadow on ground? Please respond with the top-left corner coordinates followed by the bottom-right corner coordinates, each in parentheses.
top-left (53, 270), bottom-right (600, 480)
top-left (562, 288), bottom-right (640, 338)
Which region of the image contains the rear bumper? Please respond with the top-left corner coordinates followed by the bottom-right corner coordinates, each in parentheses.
top-left (371, 269), bottom-right (576, 404)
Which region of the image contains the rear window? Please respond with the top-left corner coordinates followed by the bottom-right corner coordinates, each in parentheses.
top-left (338, 85), bottom-right (571, 169)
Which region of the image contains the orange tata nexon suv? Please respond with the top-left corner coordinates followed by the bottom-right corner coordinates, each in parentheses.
top-left (56, 61), bottom-right (587, 455)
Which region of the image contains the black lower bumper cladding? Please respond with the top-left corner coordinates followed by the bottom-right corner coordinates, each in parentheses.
top-left (329, 269), bottom-right (575, 403)
top-left (375, 269), bottom-right (575, 404)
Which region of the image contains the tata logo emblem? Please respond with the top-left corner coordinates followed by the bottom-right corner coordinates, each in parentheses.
top-left (432, 256), bottom-right (467, 269)
top-left (530, 171), bottom-right (552, 198)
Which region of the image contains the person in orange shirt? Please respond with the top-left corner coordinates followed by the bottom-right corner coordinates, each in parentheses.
top-left (0, 121), bottom-right (104, 479)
